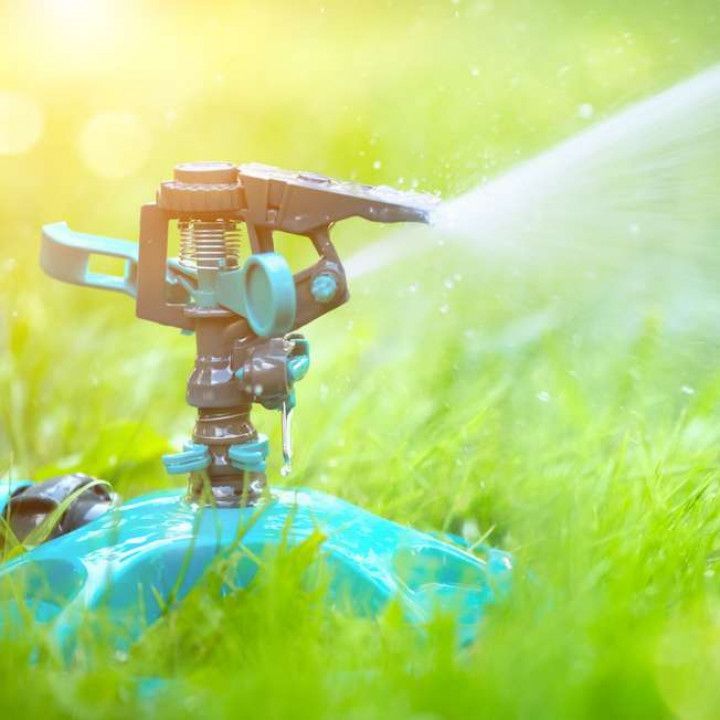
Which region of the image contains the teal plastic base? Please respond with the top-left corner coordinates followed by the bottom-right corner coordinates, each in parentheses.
top-left (0, 487), bottom-right (511, 653)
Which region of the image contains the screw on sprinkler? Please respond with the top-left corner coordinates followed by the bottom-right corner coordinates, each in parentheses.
top-left (39, 162), bottom-right (439, 508)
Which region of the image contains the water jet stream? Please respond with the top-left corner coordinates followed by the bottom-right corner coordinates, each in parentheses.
top-left (347, 63), bottom-right (720, 279)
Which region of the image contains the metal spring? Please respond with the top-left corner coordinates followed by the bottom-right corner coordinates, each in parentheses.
top-left (179, 219), bottom-right (241, 269)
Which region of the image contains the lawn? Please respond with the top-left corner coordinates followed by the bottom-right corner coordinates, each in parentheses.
top-left (2, 1), bottom-right (720, 717)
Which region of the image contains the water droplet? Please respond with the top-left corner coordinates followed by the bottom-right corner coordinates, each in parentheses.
top-left (372, 160), bottom-right (382, 170)
top-left (681, 385), bottom-right (696, 395)
top-left (462, 519), bottom-right (480, 542)
top-left (577, 103), bottom-right (594, 120)
top-left (439, 304), bottom-right (450, 315)
top-left (537, 391), bottom-right (551, 402)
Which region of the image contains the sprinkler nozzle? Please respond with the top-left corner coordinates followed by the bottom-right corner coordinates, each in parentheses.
top-left (239, 163), bottom-right (439, 232)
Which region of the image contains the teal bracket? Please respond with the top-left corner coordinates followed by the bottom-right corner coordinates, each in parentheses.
top-left (41, 222), bottom-right (139, 298)
top-left (162, 443), bottom-right (211, 475)
top-left (228, 436), bottom-right (269, 473)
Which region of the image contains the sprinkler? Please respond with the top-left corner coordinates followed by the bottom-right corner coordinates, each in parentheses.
top-left (0, 162), bottom-right (511, 653)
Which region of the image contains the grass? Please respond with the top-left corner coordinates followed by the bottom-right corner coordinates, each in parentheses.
top-left (3, 0), bottom-right (720, 717)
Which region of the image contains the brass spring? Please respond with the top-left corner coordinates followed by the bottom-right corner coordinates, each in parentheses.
top-left (179, 219), bottom-right (241, 269)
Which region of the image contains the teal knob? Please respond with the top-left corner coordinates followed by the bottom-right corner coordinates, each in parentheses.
top-left (311, 273), bottom-right (338, 304)
top-left (287, 355), bottom-right (310, 383)
top-left (243, 253), bottom-right (297, 338)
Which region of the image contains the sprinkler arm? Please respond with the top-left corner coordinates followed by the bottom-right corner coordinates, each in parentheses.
top-left (42, 163), bottom-right (438, 337)
top-left (235, 163), bottom-right (437, 333)
top-left (239, 162), bottom-right (433, 234)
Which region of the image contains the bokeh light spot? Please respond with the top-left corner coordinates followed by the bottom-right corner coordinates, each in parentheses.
top-left (0, 91), bottom-right (44, 155)
top-left (78, 112), bottom-right (151, 179)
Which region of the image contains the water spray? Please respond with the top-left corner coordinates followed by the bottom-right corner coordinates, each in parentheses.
top-left (0, 162), bottom-right (510, 654)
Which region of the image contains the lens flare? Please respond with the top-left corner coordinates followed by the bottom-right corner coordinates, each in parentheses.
top-left (78, 112), bottom-right (151, 179)
top-left (0, 91), bottom-right (44, 156)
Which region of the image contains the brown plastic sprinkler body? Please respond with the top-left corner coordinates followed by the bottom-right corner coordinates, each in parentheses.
top-left (41, 162), bottom-right (437, 507)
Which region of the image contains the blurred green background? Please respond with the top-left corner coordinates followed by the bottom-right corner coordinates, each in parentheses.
top-left (2, 0), bottom-right (719, 484)
top-left (3, 1), bottom-right (720, 718)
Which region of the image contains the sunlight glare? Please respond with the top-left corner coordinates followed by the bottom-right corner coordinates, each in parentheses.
top-left (0, 92), bottom-right (44, 156)
top-left (78, 112), bottom-right (151, 179)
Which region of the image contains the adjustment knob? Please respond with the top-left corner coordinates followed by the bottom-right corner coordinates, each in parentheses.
top-left (311, 273), bottom-right (338, 303)
top-left (173, 161), bottom-right (238, 184)
top-left (158, 160), bottom-right (243, 212)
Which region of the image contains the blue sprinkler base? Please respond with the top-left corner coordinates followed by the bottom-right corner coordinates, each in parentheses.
top-left (0, 486), bottom-right (511, 653)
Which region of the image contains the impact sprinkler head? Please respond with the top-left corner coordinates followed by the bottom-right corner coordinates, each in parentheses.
top-left (0, 164), bottom-right (509, 654)
top-left (40, 162), bottom-right (438, 507)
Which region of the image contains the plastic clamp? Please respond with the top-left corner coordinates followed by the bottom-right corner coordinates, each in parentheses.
top-left (228, 436), bottom-right (270, 473)
top-left (162, 443), bottom-right (211, 475)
